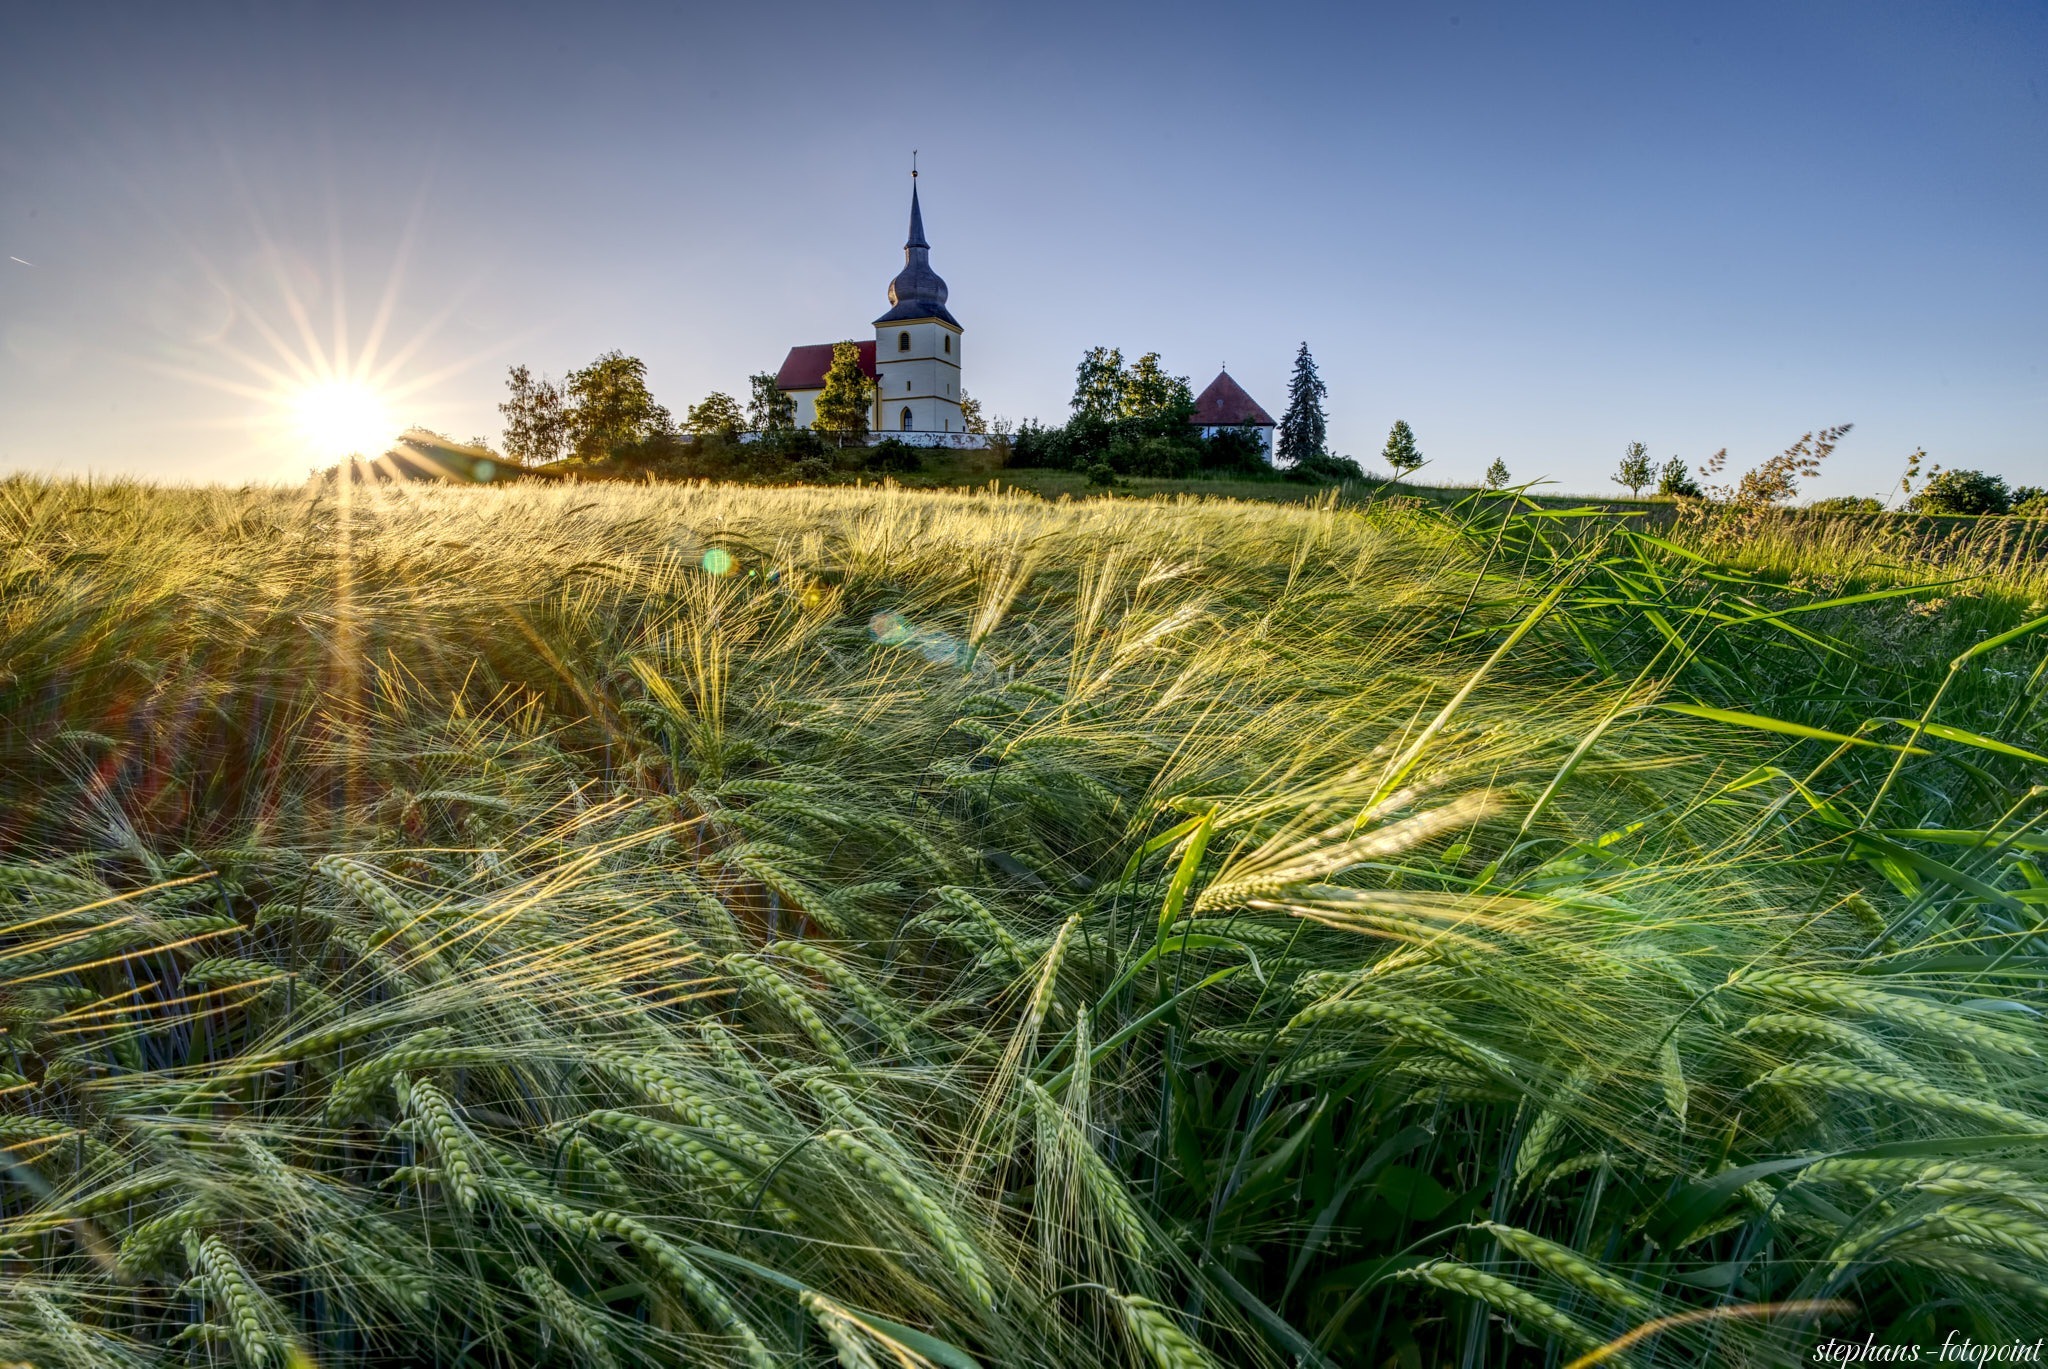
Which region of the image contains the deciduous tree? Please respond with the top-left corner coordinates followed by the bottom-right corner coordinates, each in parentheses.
top-left (686, 392), bottom-right (745, 438)
top-left (813, 341), bottom-right (872, 440)
top-left (1484, 458), bottom-right (1511, 489)
top-left (959, 389), bottom-right (986, 435)
top-left (1278, 343), bottom-right (1328, 467)
top-left (1612, 442), bottom-right (1653, 496)
top-left (1120, 353), bottom-right (1192, 420)
top-left (498, 365), bottom-right (569, 467)
top-left (1071, 347), bottom-right (1126, 423)
top-left (565, 352), bottom-right (673, 462)
top-left (1909, 468), bottom-right (2011, 516)
top-left (748, 373), bottom-right (795, 432)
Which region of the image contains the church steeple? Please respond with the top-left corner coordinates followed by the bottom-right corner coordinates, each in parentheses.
top-left (906, 183), bottom-right (928, 250)
top-left (877, 174), bottom-right (958, 328)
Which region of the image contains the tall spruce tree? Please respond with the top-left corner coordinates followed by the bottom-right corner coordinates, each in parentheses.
top-left (1277, 343), bottom-right (1329, 467)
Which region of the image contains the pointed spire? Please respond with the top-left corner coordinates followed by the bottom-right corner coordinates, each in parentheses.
top-left (906, 182), bottom-right (928, 250)
top-left (876, 166), bottom-right (958, 328)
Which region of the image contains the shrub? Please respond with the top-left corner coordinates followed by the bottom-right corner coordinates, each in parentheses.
top-left (1199, 423), bottom-right (1273, 476)
top-left (1657, 456), bottom-right (1702, 498)
top-left (863, 439), bottom-right (923, 475)
top-left (1083, 459), bottom-right (1116, 487)
top-left (1285, 450), bottom-right (1365, 484)
top-left (1808, 495), bottom-right (1884, 513)
top-left (1909, 468), bottom-right (2010, 515)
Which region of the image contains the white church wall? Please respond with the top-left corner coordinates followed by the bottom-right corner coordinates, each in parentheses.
top-left (874, 318), bottom-right (964, 433)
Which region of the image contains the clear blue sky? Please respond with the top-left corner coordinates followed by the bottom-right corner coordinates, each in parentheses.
top-left (2, 1), bottom-right (2043, 494)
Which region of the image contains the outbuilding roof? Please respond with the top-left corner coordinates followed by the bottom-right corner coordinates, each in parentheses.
top-left (775, 340), bottom-right (877, 392)
top-left (1191, 370), bottom-right (1276, 428)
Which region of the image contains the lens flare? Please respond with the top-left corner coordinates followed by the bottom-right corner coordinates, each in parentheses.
top-left (290, 378), bottom-right (396, 459)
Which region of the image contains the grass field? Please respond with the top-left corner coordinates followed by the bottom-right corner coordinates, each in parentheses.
top-left (3, 474), bottom-right (2047, 1367)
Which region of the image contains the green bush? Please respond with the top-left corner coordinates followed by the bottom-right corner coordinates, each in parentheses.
top-left (1657, 456), bottom-right (1702, 497)
top-left (1284, 449), bottom-right (1366, 483)
top-left (862, 439), bottom-right (923, 475)
top-left (1909, 468), bottom-right (2011, 515)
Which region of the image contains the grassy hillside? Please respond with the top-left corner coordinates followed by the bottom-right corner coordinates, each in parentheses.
top-left (2, 475), bottom-right (2046, 1367)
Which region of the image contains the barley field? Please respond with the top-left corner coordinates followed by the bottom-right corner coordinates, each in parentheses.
top-left (2, 475), bottom-right (2045, 1367)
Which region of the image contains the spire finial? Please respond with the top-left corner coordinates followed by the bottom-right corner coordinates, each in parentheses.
top-left (912, 149), bottom-right (918, 179)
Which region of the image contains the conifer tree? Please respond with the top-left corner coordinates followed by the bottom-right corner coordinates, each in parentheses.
top-left (1277, 343), bottom-right (1328, 467)
top-left (1382, 420), bottom-right (1422, 475)
top-left (813, 342), bottom-right (873, 441)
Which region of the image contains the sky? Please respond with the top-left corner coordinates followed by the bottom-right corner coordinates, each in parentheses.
top-left (1, 0), bottom-right (2043, 495)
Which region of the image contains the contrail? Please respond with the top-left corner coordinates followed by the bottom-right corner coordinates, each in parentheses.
top-left (8, 256), bottom-right (34, 267)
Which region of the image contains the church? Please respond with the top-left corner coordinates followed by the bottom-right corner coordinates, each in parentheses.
top-left (774, 175), bottom-right (1277, 454)
top-left (775, 176), bottom-right (967, 437)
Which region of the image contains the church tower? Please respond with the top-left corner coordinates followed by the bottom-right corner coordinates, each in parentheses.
top-left (872, 174), bottom-right (963, 434)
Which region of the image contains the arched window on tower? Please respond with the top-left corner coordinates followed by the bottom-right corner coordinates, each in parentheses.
top-left (943, 334), bottom-right (951, 354)
top-left (900, 407), bottom-right (912, 431)
top-left (898, 331), bottom-right (910, 352)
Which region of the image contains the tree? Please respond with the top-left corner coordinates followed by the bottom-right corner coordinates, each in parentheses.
top-left (748, 373), bottom-right (794, 432)
top-left (685, 392), bottom-right (745, 438)
top-left (1277, 343), bottom-right (1328, 467)
top-left (1657, 456), bottom-right (1701, 498)
top-left (1071, 347), bottom-right (1126, 422)
top-left (959, 389), bottom-right (986, 435)
top-left (1484, 458), bottom-right (1511, 489)
top-left (1121, 353), bottom-right (1192, 420)
top-left (1381, 420), bottom-right (1422, 476)
top-left (813, 341), bottom-right (872, 440)
top-left (565, 351), bottom-right (672, 462)
top-left (1612, 442), bottom-right (1653, 496)
top-left (498, 365), bottom-right (569, 467)
top-left (1909, 469), bottom-right (2011, 515)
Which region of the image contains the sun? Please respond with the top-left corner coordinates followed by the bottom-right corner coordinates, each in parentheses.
top-left (290, 378), bottom-right (396, 460)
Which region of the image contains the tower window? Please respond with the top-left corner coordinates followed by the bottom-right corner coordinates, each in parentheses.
top-left (900, 407), bottom-right (912, 431)
top-left (943, 334), bottom-right (951, 354)
top-left (898, 331), bottom-right (910, 352)
top-left (906, 381), bottom-right (911, 391)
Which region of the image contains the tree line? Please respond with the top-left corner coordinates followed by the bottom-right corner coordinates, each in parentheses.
top-left (494, 343), bottom-right (1439, 488)
top-left (492, 345), bottom-right (991, 481)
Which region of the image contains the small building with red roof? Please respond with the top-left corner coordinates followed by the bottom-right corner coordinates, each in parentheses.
top-left (1190, 369), bottom-right (1277, 458)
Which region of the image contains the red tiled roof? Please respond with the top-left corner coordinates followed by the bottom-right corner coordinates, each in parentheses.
top-left (775, 340), bottom-right (877, 392)
top-left (1190, 370), bottom-right (1275, 427)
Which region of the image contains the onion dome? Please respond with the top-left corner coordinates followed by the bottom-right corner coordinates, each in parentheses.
top-left (875, 183), bottom-right (961, 329)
